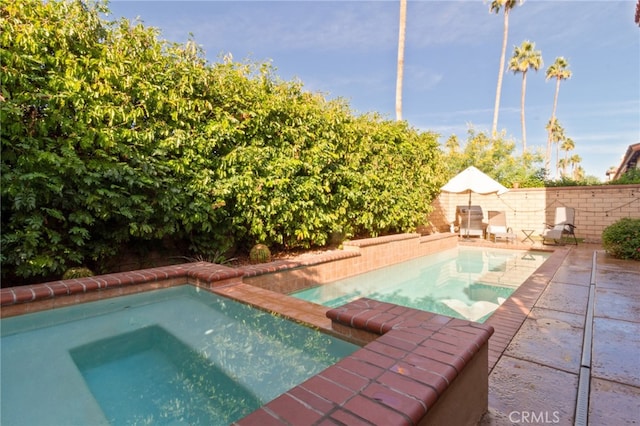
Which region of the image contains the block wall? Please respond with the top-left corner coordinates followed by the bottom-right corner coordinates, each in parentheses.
top-left (429, 184), bottom-right (640, 242)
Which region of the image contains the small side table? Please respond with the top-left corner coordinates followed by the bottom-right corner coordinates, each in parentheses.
top-left (521, 229), bottom-right (535, 244)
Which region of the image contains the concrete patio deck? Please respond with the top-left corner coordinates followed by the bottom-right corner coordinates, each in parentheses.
top-left (479, 243), bottom-right (640, 425)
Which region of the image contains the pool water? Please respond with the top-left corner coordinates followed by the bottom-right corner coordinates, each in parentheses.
top-left (1, 285), bottom-right (358, 425)
top-left (292, 246), bottom-right (550, 323)
top-left (70, 325), bottom-right (263, 425)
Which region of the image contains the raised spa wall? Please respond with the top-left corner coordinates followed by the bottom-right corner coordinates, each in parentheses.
top-left (1, 233), bottom-right (494, 425)
top-left (240, 232), bottom-right (458, 294)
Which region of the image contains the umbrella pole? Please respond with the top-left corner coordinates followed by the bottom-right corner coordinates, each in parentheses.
top-left (466, 191), bottom-right (471, 238)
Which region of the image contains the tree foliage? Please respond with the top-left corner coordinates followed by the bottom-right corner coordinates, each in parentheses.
top-left (1, 0), bottom-right (445, 282)
top-left (608, 168), bottom-right (640, 185)
top-left (440, 127), bottom-right (612, 188)
top-left (442, 128), bottom-right (544, 188)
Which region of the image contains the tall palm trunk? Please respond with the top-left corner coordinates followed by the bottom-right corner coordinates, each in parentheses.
top-left (520, 70), bottom-right (528, 152)
top-left (546, 77), bottom-right (561, 175)
top-left (491, 8), bottom-right (510, 137)
top-left (510, 40), bottom-right (542, 154)
top-left (395, 0), bottom-right (407, 121)
top-left (556, 138), bottom-right (560, 179)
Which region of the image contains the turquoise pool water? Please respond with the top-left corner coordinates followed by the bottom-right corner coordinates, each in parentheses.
top-left (1, 285), bottom-right (358, 425)
top-left (293, 246), bottom-right (550, 323)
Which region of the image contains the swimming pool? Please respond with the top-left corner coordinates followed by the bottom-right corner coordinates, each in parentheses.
top-left (292, 246), bottom-right (550, 322)
top-left (0, 285), bottom-right (359, 425)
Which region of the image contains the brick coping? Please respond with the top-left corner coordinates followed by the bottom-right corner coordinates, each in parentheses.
top-left (344, 232), bottom-right (420, 247)
top-left (239, 249), bottom-right (360, 278)
top-left (1, 233), bottom-right (455, 310)
top-left (235, 298), bottom-right (494, 425)
top-left (0, 262), bottom-right (242, 308)
top-left (0, 249), bottom-right (357, 309)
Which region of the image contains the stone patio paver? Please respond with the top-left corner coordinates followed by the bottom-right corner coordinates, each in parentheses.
top-left (593, 287), bottom-right (640, 321)
top-left (550, 264), bottom-right (593, 286)
top-left (588, 378), bottom-right (640, 425)
top-left (484, 244), bottom-right (640, 425)
top-left (535, 282), bottom-right (590, 315)
top-left (591, 317), bottom-right (640, 388)
top-left (486, 355), bottom-right (578, 426)
top-left (503, 307), bottom-right (584, 374)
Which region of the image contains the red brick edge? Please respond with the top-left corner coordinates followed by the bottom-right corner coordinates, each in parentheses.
top-left (0, 248), bottom-right (359, 307)
top-left (345, 233), bottom-right (421, 248)
top-left (0, 262), bottom-right (243, 307)
top-left (239, 249), bottom-right (360, 278)
top-left (235, 298), bottom-right (494, 426)
top-left (1, 234), bottom-right (453, 307)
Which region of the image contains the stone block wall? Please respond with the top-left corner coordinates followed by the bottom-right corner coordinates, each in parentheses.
top-left (429, 184), bottom-right (640, 242)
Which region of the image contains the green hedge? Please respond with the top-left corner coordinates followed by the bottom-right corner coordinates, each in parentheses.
top-left (1, 0), bottom-right (445, 282)
top-left (602, 218), bottom-right (640, 261)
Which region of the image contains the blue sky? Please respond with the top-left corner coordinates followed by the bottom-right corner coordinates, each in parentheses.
top-left (107, 1), bottom-right (640, 180)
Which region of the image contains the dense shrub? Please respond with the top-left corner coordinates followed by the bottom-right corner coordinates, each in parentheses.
top-left (608, 168), bottom-right (640, 185)
top-left (1, 0), bottom-right (445, 283)
top-left (602, 218), bottom-right (640, 261)
top-left (543, 176), bottom-right (602, 187)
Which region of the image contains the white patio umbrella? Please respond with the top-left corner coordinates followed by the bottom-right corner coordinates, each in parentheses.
top-left (441, 166), bottom-right (508, 237)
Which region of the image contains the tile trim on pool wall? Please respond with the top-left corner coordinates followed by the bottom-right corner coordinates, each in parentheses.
top-left (0, 262), bottom-right (245, 317)
top-left (235, 298), bottom-right (494, 425)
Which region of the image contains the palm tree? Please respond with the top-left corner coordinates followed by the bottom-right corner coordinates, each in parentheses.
top-left (489, 0), bottom-right (524, 138)
top-left (560, 137), bottom-right (575, 178)
top-left (508, 40), bottom-right (543, 153)
top-left (395, 0), bottom-right (407, 121)
top-left (546, 118), bottom-right (565, 178)
top-left (490, 0), bottom-right (521, 138)
top-left (571, 158), bottom-right (584, 180)
top-left (558, 158), bottom-right (570, 178)
top-left (545, 57), bottom-right (572, 175)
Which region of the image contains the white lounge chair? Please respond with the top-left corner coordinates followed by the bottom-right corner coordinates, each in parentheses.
top-left (542, 207), bottom-right (578, 245)
top-left (486, 211), bottom-right (516, 243)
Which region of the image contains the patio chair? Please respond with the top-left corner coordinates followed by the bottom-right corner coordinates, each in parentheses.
top-left (486, 211), bottom-right (516, 243)
top-left (542, 206), bottom-right (578, 245)
top-left (456, 205), bottom-right (485, 238)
